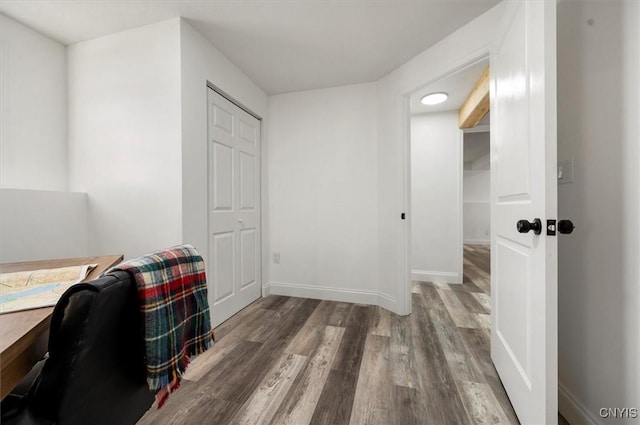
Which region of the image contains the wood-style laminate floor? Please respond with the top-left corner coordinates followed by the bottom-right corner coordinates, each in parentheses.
top-left (138, 244), bottom-right (521, 425)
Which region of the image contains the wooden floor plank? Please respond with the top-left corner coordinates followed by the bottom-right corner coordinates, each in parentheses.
top-left (348, 334), bottom-right (392, 425)
top-left (260, 295), bottom-right (292, 311)
top-left (472, 292), bottom-right (492, 312)
top-left (327, 302), bottom-right (355, 327)
top-left (463, 260), bottom-right (491, 293)
top-left (309, 306), bottom-right (370, 425)
top-left (245, 297), bottom-right (302, 343)
top-left (458, 380), bottom-right (511, 425)
top-left (408, 293), bottom-right (439, 421)
top-left (393, 385), bottom-right (427, 425)
top-left (458, 328), bottom-right (496, 379)
top-left (210, 299), bottom-right (322, 406)
top-left (263, 298), bottom-right (321, 353)
top-left (182, 337), bottom-right (241, 382)
top-left (429, 307), bottom-right (485, 384)
top-left (485, 375), bottom-right (521, 425)
top-left (369, 306), bottom-right (391, 337)
top-left (184, 304), bottom-right (279, 382)
top-left (458, 328), bottom-right (519, 423)
top-left (437, 287), bottom-right (481, 329)
top-left (390, 313), bottom-right (415, 388)
top-left (231, 352), bottom-right (307, 425)
top-left (460, 275), bottom-right (486, 293)
top-left (285, 301), bottom-right (335, 356)
top-left (466, 248), bottom-right (491, 274)
top-left (330, 306), bottom-right (369, 373)
top-left (412, 290), bottom-right (472, 425)
top-left (454, 290), bottom-right (490, 315)
top-left (268, 325), bottom-right (345, 425)
top-left (201, 340), bottom-right (268, 404)
top-left (137, 381), bottom-right (242, 425)
top-left (308, 370), bottom-right (355, 425)
top-left (214, 298), bottom-right (272, 340)
top-left (187, 396), bottom-right (242, 425)
top-left (418, 284), bottom-right (448, 310)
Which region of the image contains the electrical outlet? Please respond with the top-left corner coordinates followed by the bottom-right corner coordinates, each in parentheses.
top-left (273, 252), bottom-right (280, 264)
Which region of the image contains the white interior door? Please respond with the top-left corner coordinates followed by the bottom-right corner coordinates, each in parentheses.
top-left (208, 88), bottom-right (261, 327)
top-left (490, 1), bottom-right (557, 424)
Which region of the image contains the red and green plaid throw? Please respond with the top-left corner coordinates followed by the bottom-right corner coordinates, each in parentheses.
top-left (110, 244), bottom-right (214, 407)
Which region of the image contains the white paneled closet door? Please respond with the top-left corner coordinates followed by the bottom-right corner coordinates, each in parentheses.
top-left (207, 88), bottom-right (261, 327)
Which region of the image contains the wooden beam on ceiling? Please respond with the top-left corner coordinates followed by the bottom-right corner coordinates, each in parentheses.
top-left (458, 67), bottom-right (490, 129)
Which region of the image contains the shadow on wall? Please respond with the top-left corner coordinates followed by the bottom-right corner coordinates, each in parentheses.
top-left (557, 1), bottom-right (639, 422)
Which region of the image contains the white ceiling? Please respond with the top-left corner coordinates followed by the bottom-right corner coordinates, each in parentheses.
top-left (0, 1), bottom-right (498, 95)
top-left (410, 57), bottom-right (489, 115)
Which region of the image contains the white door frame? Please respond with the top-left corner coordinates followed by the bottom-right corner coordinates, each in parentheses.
top-left (399, 49), bottom-right (491, 316)
top-left (205, 82), bottom-right (268, 301)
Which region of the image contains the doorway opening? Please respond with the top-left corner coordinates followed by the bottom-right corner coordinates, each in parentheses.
top-left (404, 57), bottom-right (518, 421)
top-left (408, 57), bottom-right (490, 288)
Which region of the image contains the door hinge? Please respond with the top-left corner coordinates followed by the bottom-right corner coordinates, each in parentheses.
top-left (547, 219), bottom-right (556, 236)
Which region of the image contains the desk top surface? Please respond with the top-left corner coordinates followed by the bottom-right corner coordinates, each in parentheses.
top-left (0, 255), bottom-right (123, 360)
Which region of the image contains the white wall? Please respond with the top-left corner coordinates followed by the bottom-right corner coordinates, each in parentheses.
top-left (0, 14), bottom-right (68, 191)
top-left (67, 19), bottom-right (183, 260)
top-left (463, 132), bottom-right (490, 244)
top-left (179, 19), bottom-right (269, 301)
top-left (376, 3), bottom-right (503, 314)
top-left (557, 2), bottom-right (640, 424)
top-left (0, 189), bottom-right (88, 262)
top-left (410, 112), bottom-right (462, 283)
top-left (267, 83), bottom-right (386, 306)
top-left (463, 171), bottom-right (490, 244)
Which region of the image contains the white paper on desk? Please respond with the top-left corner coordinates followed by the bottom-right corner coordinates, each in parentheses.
top-left (0, 264), bottom-right (97, 314)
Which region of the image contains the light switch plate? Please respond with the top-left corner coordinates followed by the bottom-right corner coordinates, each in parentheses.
top-left (558, 159), bottom-right (574, 184)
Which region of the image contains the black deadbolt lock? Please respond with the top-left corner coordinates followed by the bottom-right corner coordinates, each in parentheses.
top-left (517, 218), bottom-right (542, 235)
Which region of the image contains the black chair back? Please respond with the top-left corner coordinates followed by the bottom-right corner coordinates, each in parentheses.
top-left (16, 271), bottom-right (154, 425)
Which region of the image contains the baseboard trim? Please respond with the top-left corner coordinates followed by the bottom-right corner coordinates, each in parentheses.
top-left (264, 281), bottom-right (398, 312)
top-left (559, 382), bottom-right (602, 425)
top-left (464, 239), bottom-right (490, 245)
top-left (411, 270), bottom-right (462, 284)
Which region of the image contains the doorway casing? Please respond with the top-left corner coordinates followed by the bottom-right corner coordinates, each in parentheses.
top-left (399, 50), bottom-right (491, 316)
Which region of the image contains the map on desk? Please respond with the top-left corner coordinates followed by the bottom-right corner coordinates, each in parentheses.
top-left (0, 264), bottom-right (97, 314)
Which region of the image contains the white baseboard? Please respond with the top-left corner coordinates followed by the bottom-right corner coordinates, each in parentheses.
top-left (264, 281), bottom-right (398, 313)
top-left (464, 239), bottom-right (490, 245)
top-left (559, 382), bottom-right (602, 425)
top-left (411, 270), bottom-right (462, 284)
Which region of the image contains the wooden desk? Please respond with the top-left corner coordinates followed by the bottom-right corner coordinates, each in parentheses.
top-left (0, 255), bottom-right (123, 399)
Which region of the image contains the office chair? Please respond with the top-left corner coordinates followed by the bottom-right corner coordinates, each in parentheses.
top-left (1, 271), bottom-right (155, 425)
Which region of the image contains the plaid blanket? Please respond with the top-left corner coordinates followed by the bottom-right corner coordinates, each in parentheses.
top-left (110, 244), bottom-right (214, 407)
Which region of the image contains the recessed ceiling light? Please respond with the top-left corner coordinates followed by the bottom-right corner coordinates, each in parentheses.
top-left (420, 92), bottom-right (448, 105)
